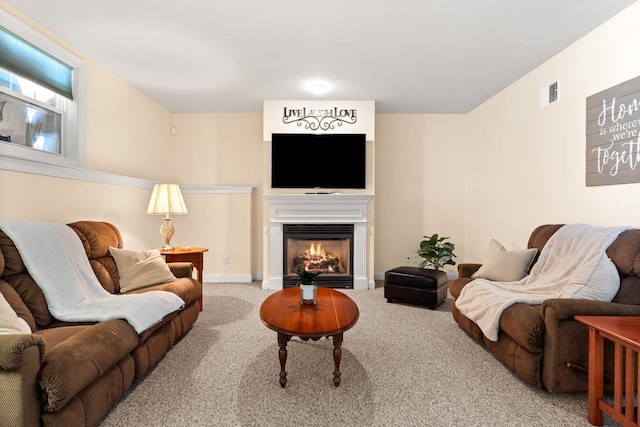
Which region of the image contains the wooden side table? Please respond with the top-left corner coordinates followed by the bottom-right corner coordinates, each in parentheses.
top-left (575, 316), bottom-right (640, 426)
top-left (160, 247), bottom-right (208, 310)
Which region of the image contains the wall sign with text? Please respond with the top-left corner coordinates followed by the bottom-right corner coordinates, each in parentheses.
top-left (263, 100), bottom-right (375, 141)
top-left (282, 106), bottom-right (357, 131)
top-left (586, 75), bottom-right (640, 186)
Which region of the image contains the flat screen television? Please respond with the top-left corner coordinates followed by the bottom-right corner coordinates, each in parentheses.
top-left (271, 133), bottom-right (366, 189)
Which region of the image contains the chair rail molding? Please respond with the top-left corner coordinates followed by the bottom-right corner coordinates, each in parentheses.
top-left (0, 157), bottom-right (256, 194)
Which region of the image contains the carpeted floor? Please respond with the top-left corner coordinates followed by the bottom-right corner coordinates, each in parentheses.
top-left (100, 282), bottom-right (614, 426)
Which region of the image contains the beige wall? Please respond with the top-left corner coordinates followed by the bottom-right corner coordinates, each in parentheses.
top-left (86, 60), bottom-right (172, 181)
top-left (167, 114), bottom-right (263, 186)
top-left (173, 193), bottom-right (253, 281)
top-left (167, 114), bottom-right (263, 279)
top-left (464, 1), bottom-right (640, 261)
top-left (374, 114), bottom-right (467, 277)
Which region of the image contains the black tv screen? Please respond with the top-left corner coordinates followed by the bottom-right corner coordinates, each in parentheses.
top-left (271, 133), bottom-right (366, 189)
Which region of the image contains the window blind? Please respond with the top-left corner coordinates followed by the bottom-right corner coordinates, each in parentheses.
top-left (0, 26), bottom-right (73, 99)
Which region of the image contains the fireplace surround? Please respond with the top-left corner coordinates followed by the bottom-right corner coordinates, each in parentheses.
top-left (263, 194), bottom-right (373, 290)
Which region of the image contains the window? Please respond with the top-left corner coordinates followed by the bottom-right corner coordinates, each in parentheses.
top-left (0, 9), bottom-right (85, 169)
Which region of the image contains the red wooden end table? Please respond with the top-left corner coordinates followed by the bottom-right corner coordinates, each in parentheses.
top-left (575, 316), bottom-right (640, 426)
top-left (160, 246), bottom-right (208, 310)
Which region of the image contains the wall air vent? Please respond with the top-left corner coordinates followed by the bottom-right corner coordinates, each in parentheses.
top-left (540, 79), bottom-right (560, 110)
top-left (548, 81), bottom-right (558, 103)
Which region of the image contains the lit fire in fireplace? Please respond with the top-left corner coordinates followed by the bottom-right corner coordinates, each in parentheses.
top-left (307, 243), bottom-right (324, 262)
top-left (293, 242), bottom-right (345, 274)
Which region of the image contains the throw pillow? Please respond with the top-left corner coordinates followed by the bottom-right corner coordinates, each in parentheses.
top-left (109, 247), bottom-right (177, 293)
top-left (0, 291), bottom-right (31, 334)
top-left (472, 239), bottom-right (538, 282)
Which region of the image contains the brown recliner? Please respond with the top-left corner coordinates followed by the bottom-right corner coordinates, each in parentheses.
top-left (449, 224), bottom-right (640, 392)
top-left (0, 220), bottom-right (202, 426)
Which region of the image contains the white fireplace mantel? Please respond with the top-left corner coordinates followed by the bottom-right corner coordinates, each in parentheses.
top-left (263, 194), bottom-right (373, 290)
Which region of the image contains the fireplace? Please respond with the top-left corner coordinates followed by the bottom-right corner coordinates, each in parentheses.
top-left (283, 224), bottom-right (354, 288)
top-left (263, 193), bottom-right (373, 290)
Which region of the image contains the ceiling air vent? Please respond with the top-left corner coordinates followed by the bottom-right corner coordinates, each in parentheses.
top-left (540, 79), bottom-right (560, 110)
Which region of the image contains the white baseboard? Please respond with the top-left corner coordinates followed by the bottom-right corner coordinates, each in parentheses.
top-left (203, 274), bottom-right (253, 283)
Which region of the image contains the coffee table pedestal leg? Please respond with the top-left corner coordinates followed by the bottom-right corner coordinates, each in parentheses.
top-left (278, 333), bottom-right (291, 388)
top-left (332, 332), bottom-right (343, 387)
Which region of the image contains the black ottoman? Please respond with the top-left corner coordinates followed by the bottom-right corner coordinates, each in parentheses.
top-left (384, 266), bottom-right (448, 309)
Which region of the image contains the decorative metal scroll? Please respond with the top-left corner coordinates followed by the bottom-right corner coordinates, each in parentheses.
top-left (282, 107), bottom-right (358, 131)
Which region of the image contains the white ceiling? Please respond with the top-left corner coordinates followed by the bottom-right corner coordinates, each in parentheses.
top-left (6, 0), bottom-right (637, 113)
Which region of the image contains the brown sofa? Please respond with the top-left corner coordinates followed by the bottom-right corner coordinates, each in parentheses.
top-left (449, 224), bottom-right (640, 392)
top-left (0, 221), bottom-right (202, 426)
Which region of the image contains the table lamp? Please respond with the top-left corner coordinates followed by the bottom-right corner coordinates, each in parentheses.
top-left (146, 183), bottom-right (188, 250)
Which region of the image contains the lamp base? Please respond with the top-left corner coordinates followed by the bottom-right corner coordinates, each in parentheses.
top-left (160, 217), bottom-right (175, 250)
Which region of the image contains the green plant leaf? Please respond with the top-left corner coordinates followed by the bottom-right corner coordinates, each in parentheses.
top-left (417, 233), bottom-right (456, 270)
top-left (296, 269), bottom-right (321, 284)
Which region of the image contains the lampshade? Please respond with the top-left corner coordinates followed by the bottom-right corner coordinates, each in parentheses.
top-left (146, 184), bottom-right (188, 215)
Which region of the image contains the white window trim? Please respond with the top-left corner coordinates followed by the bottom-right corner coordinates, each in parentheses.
top-left (0, 8), bottom-right (86, 170)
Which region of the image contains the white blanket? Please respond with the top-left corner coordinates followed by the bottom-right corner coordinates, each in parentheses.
top-left (0, 221), bottom-right (185, 334)
top-left (455, 224), bottom-right (629, 341)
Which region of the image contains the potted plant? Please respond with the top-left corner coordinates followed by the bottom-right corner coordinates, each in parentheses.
top-left (297, 269), bottom-right (321, 304)
top-left (417, 233), bottom-right (456, 270)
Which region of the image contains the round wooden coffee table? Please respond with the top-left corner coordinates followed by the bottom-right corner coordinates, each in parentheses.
top-left (259, 287), bottom-right (359, 387)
